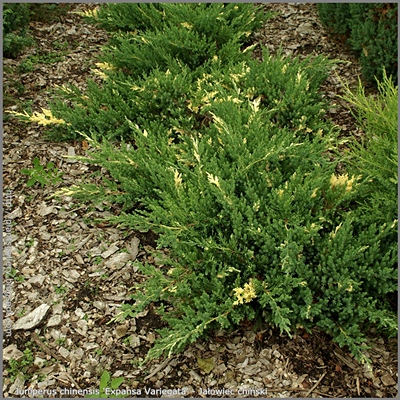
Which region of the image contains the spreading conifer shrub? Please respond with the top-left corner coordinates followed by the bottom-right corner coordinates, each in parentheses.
top-left (3, 3), bottom-right (34, 58)
top-left (21, 49), bottom-right (331, 142)
top-left (55, 51), bottom-right (397, 364)
top-left (91, 3), bottom-right (269, 76)
top-left (339, 70), bottom-right (398, 225)
top-left (317, 3), bottom-right (398, 85)
top-left (12, 2), bottom-right (397, 364)
top-left (12, 3), bottom-right (271, 142)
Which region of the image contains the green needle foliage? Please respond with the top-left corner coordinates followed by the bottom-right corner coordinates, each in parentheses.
top-left (338, 69), bottom-right (398, 225)
top-left (13, 2), bottom-right (397, 365)
top-left (57, 53), bottom-right (396, 364)
top-left (317, 3), bottom-right (398, 85)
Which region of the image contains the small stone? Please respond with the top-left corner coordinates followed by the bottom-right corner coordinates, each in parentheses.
top-left (59, 347), bottom-right (70, 358)
top-left (79, 27), bottom-right (91, 35)
top-left (131, 381), bottom-right (140, 389)
top-left (28, 274), bottom-right (45, 286)
top-left (9, 375), bottom-right (25, 395)
top-left (66, 27), bottom-right (76, 35)
top-left (75, 254), bottom-right (84, 264)
top-left (40, 365), bottom-right (55, 375)
top-left (34, 356), bottom-right (47, 367)
top-left (272, 350), bottom-right (281, 359)
top-left (40, 232), bottom-right (52, 241)
top-left (105, 252), bottom-right (131, 270)
top-left (380, 373), bottom-right (396, 387)
top-left (71, 348), bottom-right (84, 360)
top-left (245, 331), bottom-right (256, 343)
top-left (5, 207), bottom-right (22, 219)
top-left (62, 269), bottom-right (80, 283)
top-left (75, 320), bottom-right (88, 336)
top-left (260, 348), bottom-right (272, 360)
top-left (47, 314), bottom-right (62, 327)
top-left (237, 357), bottom-right (249, 368)
top-left (75, 308), bottom-right (85, 319)
top-left (3, 344), bottom-right (23, 361)
top-left (101, 244), bottom-right (119, 259)
top-left (13, 304), bottom-right (50, 330)
top-left (115, 324), bottom-right (128, 338)
top-left (237, 352), bottom-right (247, 363)
top-left (52, 302), bottom-right (64, 314)
top-left (93, 301), bottom-right (106, 310)
top-left (127, 237), bottom-right (140, 260)
top-left (83, 343), bottom-right (99, 351)
top-left (297, 22), bottom-right (314, 34)
top-left (128, 335), bottom-right (141, 348)
top-left (39, 204), bottom-right (57, 216)
top-left (146, 333), bottom-right (156, 343)
top-left (67, 147), bottom-right (77, 163)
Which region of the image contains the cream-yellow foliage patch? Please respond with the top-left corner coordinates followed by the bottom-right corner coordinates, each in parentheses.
top-left (233, 279), bottom-right (257, 305)
top-left (330, 173), bottom-right (359, 193)
top-left (8, 109), bottom-right (69, 126)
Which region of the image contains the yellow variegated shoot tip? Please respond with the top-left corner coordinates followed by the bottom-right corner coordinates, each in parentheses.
top-left (92, 69), bottom-right (108, 81)
top-left (330, 173), bottom-right (360, 193)
top-left (330, 222), bottom-right (343, 239)
top-left (310, 188), bottom-right (318, 198)
top-left (95, 62), bottom-right (117, 71)
top-left (180, 22), bottom-right (193, 29)
top-left (170, 168), bottom-right (182, 190)
top-left (233, 279), bottom-right (257, 305)
top-left (206, 172), bottom-right (221, 189)
top-left (8, 109), bottom-right (69, 126)
top-left (71, 8), bottom-right (99, 19)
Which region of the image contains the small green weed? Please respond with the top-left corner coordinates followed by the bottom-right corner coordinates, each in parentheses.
top-left (21, 157), bottom-right (63, 188)
top-left (52, 39), bottom-right (69, 50)
top-left (6, 345), bottom-right (34, 383)
top-left (86, 370), bottom-right (127, 398)
top-left (54, 285), bottom-right (68, 295)
top-left (94, 256), bottom-right (103, 265)
top-left (18, 52), bottom-right (68, 73)
top-left (6, 268), bottom-right (25, 282)
top-left (94, 348), bottom-right (103, 356)
top-left (55, 337), bottom-right (66, 346)
top-left (18, 59), bottom-right (35, 73)
top-left (17, 308), bottom-right (26, 317)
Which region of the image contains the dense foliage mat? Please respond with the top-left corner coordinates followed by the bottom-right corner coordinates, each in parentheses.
top-left (317, 3), bottom-right (398, 85)
top-left (11, 3), bottom-right (398, 364)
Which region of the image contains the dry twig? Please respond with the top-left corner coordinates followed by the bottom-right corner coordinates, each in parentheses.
top-left (304, 371), bottom-right (328, 397)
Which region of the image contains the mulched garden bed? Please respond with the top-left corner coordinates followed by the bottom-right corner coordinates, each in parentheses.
top-left (3, 3), bottom-right (397, 398)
